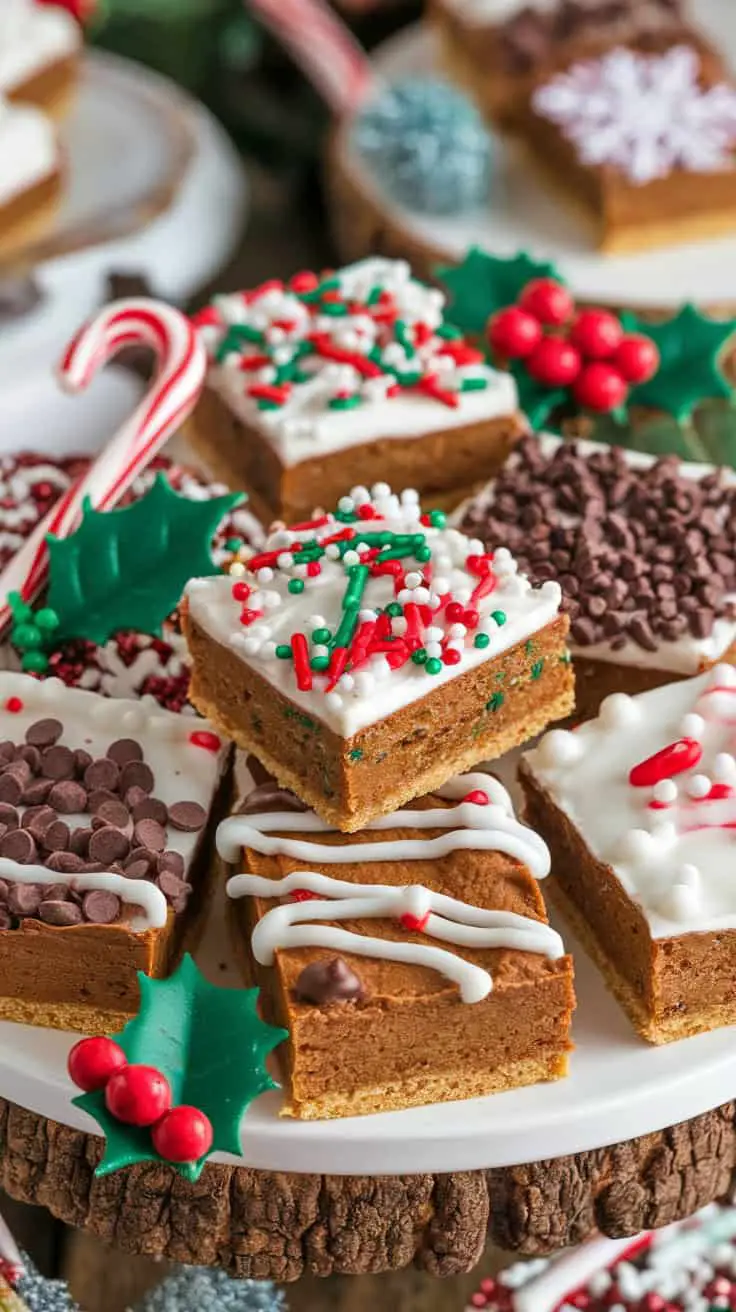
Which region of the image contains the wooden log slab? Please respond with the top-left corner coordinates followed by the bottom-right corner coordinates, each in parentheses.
top-left (0, 1097), bottom-right (734, 1279)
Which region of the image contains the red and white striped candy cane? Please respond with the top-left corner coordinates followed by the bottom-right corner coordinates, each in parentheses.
top-left (0, 298), bottom-right (206, 635)
top-left (247, 0), bottom-right (378, 115)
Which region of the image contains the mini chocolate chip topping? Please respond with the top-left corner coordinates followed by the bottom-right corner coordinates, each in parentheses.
top-left (239, 782), bottom-right (309, 816)
top-left (168, 801), bottom-right (206, 832)
top-left (25, 719), bottom-right (63, 748)
top-left (460, 438), bottom-right (736, 655)
top-left (293, 957), bottom-right (364, 1006)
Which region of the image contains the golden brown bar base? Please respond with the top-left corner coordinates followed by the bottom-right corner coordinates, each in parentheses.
top-left (185, 607), bottom-right (574, 830)
top-left (0, 994), bottom-right (131, 1038)
top-left (283, 1051), bottom-right (569, 1120)
top-left (8, 55), bottom-right (79, 120)
top-left (0, 169), bottom-right (61, 258)
top-left (188, 384), bottom-right (525, 526)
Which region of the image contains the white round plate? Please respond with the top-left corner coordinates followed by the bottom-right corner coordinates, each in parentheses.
top-left (1, 747), bottom-right (735, 1177)
top-left (336, 0), bottom-right (736, 311)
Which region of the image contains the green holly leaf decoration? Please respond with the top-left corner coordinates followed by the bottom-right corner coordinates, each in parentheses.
top-left (74, 955), bottom-right (288, 1181)
top-left (435, 247), bottom-right (564, 336)
top-left (620, 304), bottom-right (736, 422)
top-left (510, 362), bottom-right (566, 432)
top-left (46, 475), bottom-right (244, 646)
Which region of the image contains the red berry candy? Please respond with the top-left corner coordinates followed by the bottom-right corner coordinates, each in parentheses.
top-left (152, 1106), bottom-right (214, 1163)
top-left (487, 307), bottom-right (542, 360)
top-left (570, 308), bottom-right (623, 360)
top-left (519, 278), bottom-right (574, 327)
top-left (573, 362), bottom-right (628, 413)
top-left (104, 1064), bottom-right (172, 1127)
top-left (526, 337), bottom-right (582, 388)
top-left (68, 1037), bottom-right (127, 1093)
top-left (615, 333), bottom-right (660, 384)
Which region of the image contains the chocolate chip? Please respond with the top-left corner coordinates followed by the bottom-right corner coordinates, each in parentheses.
top-left (88, 788), bottom-right (119, 814)
top-left (133, 819), bottom-right (165, 852)
top-left (84, 758), bottom-right (120, 793)
top-left (25, 719), bottom-right (63, 748)
top-left (22, 805), bottom-right (56, 836)
top-left (157, 871), bottom-right (188, 903)
top-left (124, 786), bottom-right (148, 811)
top-left (48, 781), bottom-right (87, 815)
top-left (82, 890), bottom-right (121, 924)
top-left (22, 778), bottom-right (53, 806)
top-left (41, 882), bottom-right (74, 901)
top-left (0, 907), bottom-right (10, 929)
top-left (0, 774), bottom-right (22, 806)
top-left (239, 782), bottom-right (308, 815)
top-left (124, 860), bottom-right (150, 881)
top-left (167, 801), bottom-right (206, 832)
top-left (43, 821), bottom-right (70, 853)
top-left (7, 883), bottom-right (41, 916)
top-left (125, 846), bottom-right (155, 873)
top-left (158, 850), bottom-right (184, 877)
top-left (0, 879), bottom-right (9, 903)
top-left (0, 804), bottom-right (18, 830)
top-left (95, 798), bottom-right (130, 830)
top-left (293, 957), bottom-right (364, 1005)
top-left (107, 739), bottom-right (144, 766)
top-left (120, 761), bottom-right (154, 796)
top-left (16, 744), bottom-right (41, 772)
top-left (69, 827), bottom-right (90, 857)
top-left (0, 743), bottom-right (15, 766)
top-left (132, 797), bottom-right (167, 826)
top-left (88, 827), bottom-right (130, 865)
top-left (46, 851), bottom-right (85, 875)
top-left (41, 746), bottom-right (75, 781)
top-left (0, 829), bottom-right (36, 863)
top-left (40, 901), bottom-right (83, 926)
top-left (73, 749), bottom-right (93, 778)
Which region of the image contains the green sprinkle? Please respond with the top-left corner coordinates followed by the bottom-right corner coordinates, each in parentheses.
top-left (312, 627), bottom-right (331, 644)
top-left (284, 708), bottom-right (317, 729)
top-left (367, 286), bottom-right (383, 306)
top-left (311, 655), bottom-right (330, 672)
top-left (425, 657), bottom-right (443, 675)
top-left (560, 651), bottom-right (572, 664)
top-left (35, 608), bottom-right (59, 633)
top-left (486, 692), bottom-right (504, 713)
top-left (394, 319), bottom-right (415, 355)
top-left (224, 537), bottom-right (242, 552)
top-left (412, 648), bottom-right (428, 665)
top-left (321, 300), bottom-right (348, 317)
top-left (21, 650), bottom-right (49, 674)
top-left (329, 394), bottom-right (362, 410)
top-left (275, 644), bottom-right (292, 659)
top-left (13, 623), bottom-right (42, 651)
top-left (8, 592), bottom-right (32, 623)
top-left (531, 660), bottom-right (545, 680)
top-left (385, 602), bottom-right (402, 618)
top-left (344, 564), bottom-right (369, 610)
top-left (525, 640), bottom-right (534, 655)
top-left (427, 510), bottom-right (446, 528)
top-left (317, 275), bottom-right (341, 292)
top-left (257, 399), bottom-right (282, 411)
top-left (461, 377), bottom-right (488, 392)
top-left (436, 323), bottom-right (462, 339)
top-left (349, 748), bottom-right (364, 762)
top-left (288, 579), bottom-right (305, 594)
top-left (491, 610), bottom-right (507, 627)
top-left (474, 632), bottom-right (490, 649)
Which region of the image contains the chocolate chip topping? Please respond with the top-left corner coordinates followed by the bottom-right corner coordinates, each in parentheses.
top-left (88, 826), bottom-right (130, 865)
top-left (82, 890), bottom-right (121, 924)
top-left (120, 761), bottom-right (154, 795)
top-left (293, 957), bottom-right (364, 1006)
top-left (39, 901), bottom-right (83, 927)
top-left (107, 738), bottom-right (144, 766)
top-left (168, 801), bottom-right (206, 832)
top-left (132, 797), bottom-right (167, 826)
top-left (460, 438), bottom-right (736, 655)
top-left (84, 758), bottom-right (120, 792)
top-left (25, 719), bottom-right (63, 748)
top-left (48, 781), bottom-right (87, 814)
top-left (0, 829), bottom-right (36, 863)
top-left (7, 884), bottom-right (40, 916)
top-left (239, 782), bottom-right (309, 815)
top-left (96, 798), bottom-right (130, 830)
top-left (41, 745), bottom-right (75, 780)
top-left (133, 819), bottom-right (165, 852)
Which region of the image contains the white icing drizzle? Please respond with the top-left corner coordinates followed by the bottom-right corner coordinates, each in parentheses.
top-left (216, 770), bottom-right (550, 879)
top-left (526, 665), bottom-right (736, 938)
top-left (0, 96), bottom-right (58, 208)
top-left (0, 860), bottom-right (167, 932)
top-left (227, 870), bottom-right (564, 1003)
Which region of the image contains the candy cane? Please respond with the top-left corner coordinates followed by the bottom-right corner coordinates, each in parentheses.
top-left (0, 298), bottom-right (207, 636)
top-left (247, 0), bottom-right (378, 115)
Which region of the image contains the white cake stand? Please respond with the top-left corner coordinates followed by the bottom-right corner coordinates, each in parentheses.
top-left (328, 0), bottom-right (736, 311)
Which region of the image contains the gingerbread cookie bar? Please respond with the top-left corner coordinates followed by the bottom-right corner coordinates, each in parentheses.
top-left (430, 0), bottom-right (701, 132)
top-left (521, 664), bottom-right (736, 1043)
top-left (0, 672), bottom-right (228, 1034)
top-left (220, 761), bottom-right (574, 1118)
top-left (183, 484), bottom-right (573, 832)
top-left (189, 257), bottom-right (524, 524)
top-left (457, 436), bottom-right (736, 724)
top-left (0, 97), bottom-right (61, 255)
top-left (0, 0), bottom-right (81, 118)
top-left (525, 44), bottom-right (736, 253)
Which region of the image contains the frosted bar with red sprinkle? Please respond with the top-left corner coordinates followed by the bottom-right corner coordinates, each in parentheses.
top-left (189, 257), bottom-right (524, 524)
top-left (521, 664), bottom-right (736, 1043)
top-left (182, 483), bottom-right (573, 831)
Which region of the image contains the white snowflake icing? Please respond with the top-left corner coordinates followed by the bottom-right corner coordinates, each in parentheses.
top-left (533, 45), bottom-right (736, 185)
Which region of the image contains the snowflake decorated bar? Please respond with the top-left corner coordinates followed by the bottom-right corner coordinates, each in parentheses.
top-left (522, 664), bottom-right (736, 1043)
top-left (189, 258), bottom-right (524, 524)
top-left (525, 44), bottom-right (736, 252)
top-left (183, 484), bottom-right (574, 831)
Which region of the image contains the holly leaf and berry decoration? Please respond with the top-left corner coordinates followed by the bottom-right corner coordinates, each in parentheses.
top-left (620, 304), bottom-right (736, 423)
top-left (68, 955), bottom-right (288, 1180)
top-left (10, 474), bottom-right (244, 673)
top-left (436, 247), bottom-right (561, 337)
top-left (487, 276), bottom-right (660, 430)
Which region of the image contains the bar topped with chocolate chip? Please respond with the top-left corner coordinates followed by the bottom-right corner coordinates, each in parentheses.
top-left (0, 671), bottom-right (229, 1034)
top-left (457, 435), bottom-right (736, 720)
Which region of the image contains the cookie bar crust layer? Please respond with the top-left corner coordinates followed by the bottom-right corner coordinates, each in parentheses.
top-left (7, 54), bottom-right (78, 119)
top-left (190, 384), bottom-right (525, 526)
top-left (185, 606), bottom-right (574, 831)
top-left (520, 763), bottom-right (736, 1044)
top-left (0, 168), bottom-right (61, 256)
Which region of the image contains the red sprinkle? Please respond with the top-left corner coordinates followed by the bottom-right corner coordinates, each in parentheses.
top-left (442, 648), bottom-right (462, 665)
top-left (306, 561), bottom-right (321, 577)
top-left (445, 601), bottom-right (465, 623)
top-left (4, 697), bottom-right (23, 713)
top-left (289, 270), bottom-right (319, 293)
top-left (400, 912), bottom-right (430, 933)
top-left (291, 633), bottom-right (313, 692)
top-left (463, 607), bottom-right (480, 629)
top-left (247, 382), bottom-right (291, 405)
top-left (463, 790), bottom-right (489, 805)
top-left (629, 738), bottom-right (703, 787)
top-left (240, 607), bottom-right (262, 626)
top-left (357, 503), bottom-right (380, 519)
top-left (232, 582), bottom-right (251, 602)
top-left (189, 305), bottom-right (222, 329)
top-left (189, 730), bottom-right (222, 752)
top-left (290, 889), bottom-right (323, 902)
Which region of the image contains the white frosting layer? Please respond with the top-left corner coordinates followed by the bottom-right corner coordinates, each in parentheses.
top-left (0, 671), bottom-right (228, 932)
top-left (0, 96), bottom-right (58, 208)
top-left (456, 434), bottom-right (736, 676)
top-left (437, 0), bottom-right (557, 22)
top-left (201, 257), bottom-right (518, 468)
top-left (185, 485), bottom-right (563, 737)
top-left (525, 665), bottom-right (736, 940)
top-left (0, 0), bottom-right (80, 97)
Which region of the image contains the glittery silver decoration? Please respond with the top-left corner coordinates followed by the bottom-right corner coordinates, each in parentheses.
top-left (133, 1267), bottom-right (286, 1312)
top-left (14, 1255), bottom-right (78, 1312)
top-left (353, 78), bottom-right (493, 215)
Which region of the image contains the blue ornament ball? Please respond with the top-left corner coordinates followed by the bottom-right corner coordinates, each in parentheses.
top-left (353, 78), bottom-right (493, 215)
